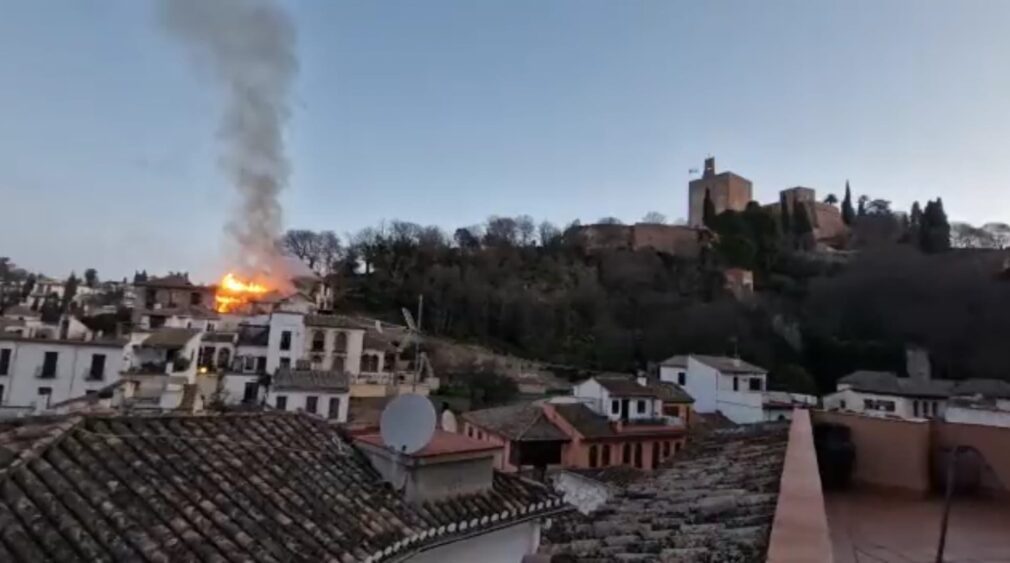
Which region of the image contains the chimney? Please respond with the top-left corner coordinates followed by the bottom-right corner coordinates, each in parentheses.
top-left (906, 345), bottom-right (931, 381)
top-left (703, 157), bottom-right (716, 178)
top-left (354, 430), bottom-right (500, 504)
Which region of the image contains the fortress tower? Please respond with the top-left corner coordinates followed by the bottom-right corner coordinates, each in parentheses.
top-left (688, 157), bottom-right (753, 227)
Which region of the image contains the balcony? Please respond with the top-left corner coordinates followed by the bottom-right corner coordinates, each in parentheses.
top-left (124, 362), bottom-right (169, 375)
top-left (34, 366), bottom-right (57, 380)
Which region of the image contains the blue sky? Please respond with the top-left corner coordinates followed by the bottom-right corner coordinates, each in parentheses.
top-left (3, 0), bottom-right (1010, 281)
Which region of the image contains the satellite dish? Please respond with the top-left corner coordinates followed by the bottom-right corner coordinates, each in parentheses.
top-left (441, 409), bottom-right (458, 433)
top-left (380, 394), bottom-right (436, 454)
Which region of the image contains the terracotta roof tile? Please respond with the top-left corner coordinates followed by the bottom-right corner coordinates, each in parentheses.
top-left (463, 403), bottom-right (569, 442)
top-left (541, 423), bottom-right (789, 562)
top-left (0, 412), bottom-right (566, 562)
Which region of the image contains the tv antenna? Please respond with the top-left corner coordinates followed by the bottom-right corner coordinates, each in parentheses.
top-left (380, 393), bottom-right (436, 454)
top-left (400, 294), bottom-right (424, 391)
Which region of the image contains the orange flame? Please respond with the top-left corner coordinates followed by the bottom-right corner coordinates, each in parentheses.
top-left (215, 273), bottom-right (270, 313)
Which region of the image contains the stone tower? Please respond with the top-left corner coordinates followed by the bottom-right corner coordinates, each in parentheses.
top-left (688, 157), bottom-right (753, 227)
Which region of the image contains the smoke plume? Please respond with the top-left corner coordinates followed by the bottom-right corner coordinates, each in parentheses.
top-left (160, 0), bottom-right (297, 278)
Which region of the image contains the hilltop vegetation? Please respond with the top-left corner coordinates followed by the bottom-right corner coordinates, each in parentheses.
top-left (282, 200), bottom-right (1010, 393)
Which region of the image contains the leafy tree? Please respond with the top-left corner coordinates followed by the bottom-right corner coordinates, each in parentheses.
top-left (703, 189), bottom-right (716, 228)
top-left (824, 193), bottom-right (839, 205)
top-left (61, 273), bottom-right (79, 313)
top-left (841, 182), bottom-right (855, 225)
top-left (84, 268), bottom-right (98, 288)
top-left (642, 211), bottom-right (667, 224)
top-left (865, 199), bottom-right (892, 216)
top-left (770, 363), bottom-right (818, 395)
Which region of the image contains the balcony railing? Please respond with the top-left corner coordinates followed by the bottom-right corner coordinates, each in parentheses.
top-left (83, 368), bottom-right (105, 382)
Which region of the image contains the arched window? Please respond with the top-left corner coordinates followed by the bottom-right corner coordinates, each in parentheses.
top-left (634, 443), bottom-right (643, 468)
top-left (651, 442), bottom-right (660, 469)
top-left (601, 445), bottom-right (611, 467)
top-left (311, 330), bottom-right (325, 352)
top-left (216, 348), bottom-right (231, 370)
top-left (335, 331), bottom-right (348, 352)
top-left (622, 443), bottom-right (631, 464)
top-left (589, 445), bottom-right (599, 468)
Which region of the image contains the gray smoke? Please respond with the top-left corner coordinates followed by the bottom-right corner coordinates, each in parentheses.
top-left (160, 0), bottom-right (297, 277)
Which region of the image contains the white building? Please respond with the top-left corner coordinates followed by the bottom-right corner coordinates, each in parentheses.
top-left (823, 371), bottom-right (1010, 424)
top-left (0, 332), bottom-right (129, 414)
top-left (572, 374), bottom-right (664, 422)
top-left (123, 327), bottom-right (203, 409)
top-left (659, 354), bottom-right (812, 424)
top-left (304, 315), bottom-right (365, 375)
top-left (266, 369), bottom-right (350, 422)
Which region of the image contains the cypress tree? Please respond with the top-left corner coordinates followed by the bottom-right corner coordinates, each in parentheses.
top-left (841, 181), bottom-right (855, 225)
top-left (779, 192), bottom-right (792, 234)
top-left (703, 189), bottom-right (717, 227)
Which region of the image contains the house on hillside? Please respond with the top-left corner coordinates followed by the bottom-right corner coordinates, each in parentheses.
top-left (823, 370), bottom-right (1010, 424)
top-left (461, 402), bottom-right (570, 473)
top-left (660, 354), bottom-right (815, 424)
top-left (266, 368), bottom-right (350, 422)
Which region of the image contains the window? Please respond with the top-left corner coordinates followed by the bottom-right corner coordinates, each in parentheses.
top-left (186, 321), bottom-right (193, 329)
top-left (242, 382), bottom-right (259, 404)
top-left (279, 358), bottom-right (291, 370)
top-left (207, 323), bottom-right (215, 332)
top-left (305, 396), bottom-right (318, 414)
top-left (749, 378), bottom-right (762, 391)
top-left (589, 445), bottom-right (599, 468)
top-left (38, 387), bottom-right (52, 408)
top-left (40, 351), bottom-right (58, 378)
top-left (328, 397), bottom-right (342, 420)
top-left (651, 442), bottom-right (660, 469)
top-left (478, 431), bottom-right (484, 440)
top-left (913, 400), bottom-right (920, 417)
top-left (256, 356), bottom-right (267, 374)
top-left (634, 443), bottom-right (643, 468)
top-left (662, 441), bottom-right (671, 458)
top-left (636, 400), bottom-right (646, 414)
top-left (88, 354), bottom-right (106, 381)
top-left (602, 445), bottom-right (611, 467)
top-left (0, 384), bottom-right (5, 402)
top-left (674, 441), bottom-right (682, 453)
top-left (611, 400), bottom-right (620, 415)
top-left (335, 332), bottom-right (347, 352)
top-left (467, 427), bottom-right (473, 438)
top-left (244, 356), bottom-right (256, 372)
top-left (275, 396), bottom-right (287, 410)
top-left (216, 348), bottom-right (231, 369)
top-left (311, 330), bottom-right (325, 352)
top-left (732, 377), bottom-right (739, 391)
top-left (332, 355), bottom-right (345, 372)
top-left (839, 399), bottom-right (847, 410)
top-left (665, 405), bottom-right (680, 418)
top-left (280, 331), bottom-right (292, 351)
top-left (0, 349), bottom-right (10, 375)
top-left (677, 372), bottom-right (686, 386)
top-left (190, 292), bottom-right (202, 306)
top-left (310, 355), bottom-right (323, 366)
top-left (623, 443), bottom-right (631, 464)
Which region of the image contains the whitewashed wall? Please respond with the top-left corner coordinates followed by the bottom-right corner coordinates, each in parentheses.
top-left (0, 341), bottom-right (126, 408)
top-left (266, 388), bottom-right (348, 422)
top-left (405, 520), bottom-right (541, 563)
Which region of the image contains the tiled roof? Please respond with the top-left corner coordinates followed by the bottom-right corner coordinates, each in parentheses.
top-left (593, 375), bottom-right (657, 397)
top-left (140, 327), bottom-right (201, 349)
top-left (136, 274), bottom-right (196, 289)
top-left (951, 378), bottom-right (1010, 399)
top-left (305, 314), bottom-right (360, 329)
top-left (139, 305), bottom-right (219, 320)
top-left (541, 423), bottom-right (789, 562)
top-left (691, 354), bottom-right (768, 374)
top-left (273, 369), bottom-right (349, 392)
top-left (838, 370), bottom-right (954, 398)
top-left (464, 403), bottom-right (569, 442)
top-left (659, 354), bottom-right (689, 368)
top-left (644, 380), bottom-right (694, 403)
top-left (0, 412), bottom-right (566, 562)
top-left (551, 403), bottom-right (615, 439)
top-left (201, 332), bottom-right (237, 344)
top-left (563, 466), bottom-right (644, 488)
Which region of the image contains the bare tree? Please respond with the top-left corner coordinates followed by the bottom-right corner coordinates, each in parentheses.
top-left (538, 221), bottom-right (561, 247)
top-left (516, 215), bottom-right (537, 246)
top-left (484, 216), bottom-right (519, 247)
top-left (597, 216), bottom-right (623, 225)
top-left (642, 211), bottom-right (667, 224)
